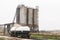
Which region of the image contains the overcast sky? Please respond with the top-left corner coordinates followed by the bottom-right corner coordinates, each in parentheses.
top-left (0, 0), bottom-right (60, 31)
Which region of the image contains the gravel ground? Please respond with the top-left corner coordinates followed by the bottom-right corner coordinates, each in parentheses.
top-left (0, 36), bottom-right (36, 40)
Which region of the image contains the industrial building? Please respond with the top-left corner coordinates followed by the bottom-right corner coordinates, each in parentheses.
top-left (0, 5), bottom-right (38, 36)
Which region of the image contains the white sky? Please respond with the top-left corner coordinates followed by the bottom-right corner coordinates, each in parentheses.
top-left (0, 0), bottom-right (60, 31)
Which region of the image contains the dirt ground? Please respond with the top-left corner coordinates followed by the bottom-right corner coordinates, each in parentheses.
top-left (0, 36), bottom-right (34, 40)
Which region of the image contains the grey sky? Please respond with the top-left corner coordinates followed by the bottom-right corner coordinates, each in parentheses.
top-left (0, 0), bottom-right (60, 31)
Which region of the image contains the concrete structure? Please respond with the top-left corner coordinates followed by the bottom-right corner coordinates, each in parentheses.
top-left (15, 5), bottom-right (38, 31)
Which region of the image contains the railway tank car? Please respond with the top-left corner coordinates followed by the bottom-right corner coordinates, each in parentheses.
top-left (9, 24), bottom-right (30, 38)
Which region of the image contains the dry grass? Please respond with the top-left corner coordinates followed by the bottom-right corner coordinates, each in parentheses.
top-left (31, 33), bottom-right (60, 40)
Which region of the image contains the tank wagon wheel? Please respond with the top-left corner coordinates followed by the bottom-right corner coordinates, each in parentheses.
top-left (10, 34), bottom-right (14, 37)
top-left (27, 34), bottom-right (30, 38)
top-left (10, 33), bottom-right (17, 37)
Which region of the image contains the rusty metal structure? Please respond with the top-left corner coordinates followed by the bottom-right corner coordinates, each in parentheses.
top-left (15, 5), bottom-right (38, 31)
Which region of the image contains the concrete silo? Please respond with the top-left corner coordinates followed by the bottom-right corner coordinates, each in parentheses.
top-left (16, 5), bottom-right (38, 31)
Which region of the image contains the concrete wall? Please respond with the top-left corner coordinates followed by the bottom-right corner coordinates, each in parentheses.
top-left (28, 8), bottom-right (33, 26)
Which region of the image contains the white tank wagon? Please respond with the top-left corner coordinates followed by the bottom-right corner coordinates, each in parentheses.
top-left (9, 24), bottom-right (30, 38)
